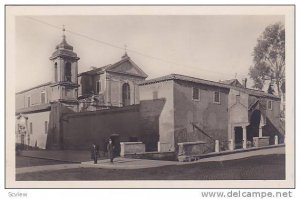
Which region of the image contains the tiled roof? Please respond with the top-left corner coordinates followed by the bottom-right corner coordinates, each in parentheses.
top-left (139, 74), bottom-right (280, 100)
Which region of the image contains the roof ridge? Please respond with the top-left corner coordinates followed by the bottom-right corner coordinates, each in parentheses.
top-left (140, 73), bottom-right (280, 99)
top-left (16, 82), bottom-right (53, 94)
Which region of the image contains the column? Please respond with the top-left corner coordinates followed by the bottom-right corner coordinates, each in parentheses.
top-left (228, 139), bottom-right (234, 151)
top-left (259, 127), bottom-right (263, 137)
top-left (242, 126), bottom-right (247, 149)
top-left (106, 77), bottom-right (111, 106)
top-left (215, 140), bottom-right (220, 152)
top-left (275, 135), bottom-right (279, 145)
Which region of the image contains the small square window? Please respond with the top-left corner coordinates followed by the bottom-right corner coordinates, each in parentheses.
top-left (213, 91), bottom-right (220, 104)
top-left (193, 87), bottom-right (200, 100)
top-left (267, 100), bottom-right (273, 110)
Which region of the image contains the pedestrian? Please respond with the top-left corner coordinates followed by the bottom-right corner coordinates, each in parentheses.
top-left (91, 143), bottom-right (99, 164)
top-left (107, 139), bottom-right (115, 163)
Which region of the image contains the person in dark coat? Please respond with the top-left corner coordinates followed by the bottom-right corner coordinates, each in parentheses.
top-left (107, 139), bottom-right (115, 163)
top-left (91, 143), bottom-right (99, 164)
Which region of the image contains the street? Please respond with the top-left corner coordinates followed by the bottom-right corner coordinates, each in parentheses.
top-left (16, 154), bottom-right (285, 181)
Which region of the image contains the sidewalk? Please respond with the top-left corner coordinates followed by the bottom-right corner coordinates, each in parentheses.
top-left (16, 145), bottom-right (285, 174)
top-left (18, 150), bottom-right (92, 163)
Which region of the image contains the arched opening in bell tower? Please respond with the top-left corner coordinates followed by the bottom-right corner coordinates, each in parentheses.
top-left (54, 62), bottom-right (58, 82)
top-left (64, 62), bottom-right (72, 82)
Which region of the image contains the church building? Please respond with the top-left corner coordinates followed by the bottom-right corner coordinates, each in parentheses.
top-left (15, 30), bottom-right (285, 155)
top-left (78, 52), bottom-right (148, 111)
top-left (16, 29), bottom-right (80, 149)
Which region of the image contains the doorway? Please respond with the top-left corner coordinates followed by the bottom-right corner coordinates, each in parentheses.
top-left (247, 110), bottom-right (261, 142)
top-left (234, 126), bottom-right (243, 149)
top-left (110, 134), bottom-right (121, 157)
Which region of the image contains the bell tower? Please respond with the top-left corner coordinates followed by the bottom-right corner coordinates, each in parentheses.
top-left (49, 26), bottom-right (80, 111)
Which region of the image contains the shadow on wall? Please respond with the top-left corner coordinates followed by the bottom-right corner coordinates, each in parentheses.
top-left (46, 103), bottom-right (76, 150)
top-left (139, 98), bottom-right (166, 151)
top-left (59, 98), bottom-right (166, 153)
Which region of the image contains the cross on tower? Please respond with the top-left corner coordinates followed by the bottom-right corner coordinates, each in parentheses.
top-left (122, 44), bottom-right (129, 59)
top-left (124, 44), bottom-right (128, 53)
top-left (62, 25), bottom-right (66, 33)
top-left (61, 25), bottom-right (66, 41)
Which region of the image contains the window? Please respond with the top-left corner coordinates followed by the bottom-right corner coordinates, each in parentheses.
top-left (267, 100), bottom-right (273, 110)
top-left (193, 87), bottom-right (200, 100)
top-left (153, 91), bottom-right (158, 99)
top-left (30, 122), bottom-right (33, 134)
top-left (122, 83), bottom-right (130, 106)
top-left (96, 81), bottom-right (102, 93)
top-left (213, 91), bottom-right (220, 104)
top-left (45, 121), bottom-right (48, 134)
top-left (27, 96), bottom-right (31, 107)
top-left (41, 91), bottom-right (46, 104)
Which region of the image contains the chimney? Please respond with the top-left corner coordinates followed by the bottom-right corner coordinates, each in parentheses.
top-left (242, 78), bottom-right (247, 88)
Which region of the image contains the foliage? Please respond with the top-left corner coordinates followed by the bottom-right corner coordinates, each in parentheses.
top-left (249, 22), bottom-right (285, 97)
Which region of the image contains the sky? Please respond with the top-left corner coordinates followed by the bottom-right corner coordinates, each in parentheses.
top-left (15, 15), bottom-right (284, 92)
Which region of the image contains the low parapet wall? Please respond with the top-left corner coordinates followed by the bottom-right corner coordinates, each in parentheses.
top-left (124, 151), bottom-right (177, 161)
top-left (177, 141), bottom-right (208, 162)
top-left (120, 142), bottom-right (146, 157)
top-left (253, 136), bottom-right (270, 147)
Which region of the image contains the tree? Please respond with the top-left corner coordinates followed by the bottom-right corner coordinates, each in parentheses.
top-left (249, 22), bottom-right (285, 97)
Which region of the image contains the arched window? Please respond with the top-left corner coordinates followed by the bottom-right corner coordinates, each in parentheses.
top-left (54, 62), bottom-right (58, 82)
top-left (65, 62), bottom-right (72, 82)
top-left (122, 83), bottom-right (130, 106)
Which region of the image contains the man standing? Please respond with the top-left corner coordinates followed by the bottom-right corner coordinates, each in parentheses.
top-left (107, 139), bottom-right (114, 163)
top-left (91, 143), bottom-right (99, 164)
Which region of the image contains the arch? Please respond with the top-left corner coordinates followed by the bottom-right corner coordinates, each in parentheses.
top-left (54, 62), bottom-right (58, 82)
top-left (122, 83), bottom-right (130, 106)
top-left (64, 62), bottom-right (72, 82)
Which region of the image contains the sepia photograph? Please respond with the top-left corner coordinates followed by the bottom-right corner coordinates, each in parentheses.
top-left (5, 5), bottom-right (295, 188)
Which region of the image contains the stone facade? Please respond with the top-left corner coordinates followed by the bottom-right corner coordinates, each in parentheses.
top-left (15, 31), bottom-right (284, 154)
top-left (139, 74), bottom-right (284, 153)
top-left (15, 32), bottom-right (80, 149)
top-left (78, 54), bottom-right (147, 111)
top-left (139, 80), bottom-right (175, 152)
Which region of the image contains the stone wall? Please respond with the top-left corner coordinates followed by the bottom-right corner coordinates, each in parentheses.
top-left (177, 141), bottom-right (207, 162)
top-left (124, 151), bottom-right (177, 161)
top-left (139, 80), bottom-right (175, 152)
top-left (61, 99), bottom-right (165, 152)
top-left (253, 136), bottom-right (270, 147)
top-left (173, 80), bottom-right (229, 151)
top-left (120, 142), bottom-right (145, 156)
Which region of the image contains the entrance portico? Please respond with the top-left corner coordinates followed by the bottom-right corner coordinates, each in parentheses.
top-left (232, 123), bottom-right (249, 149)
